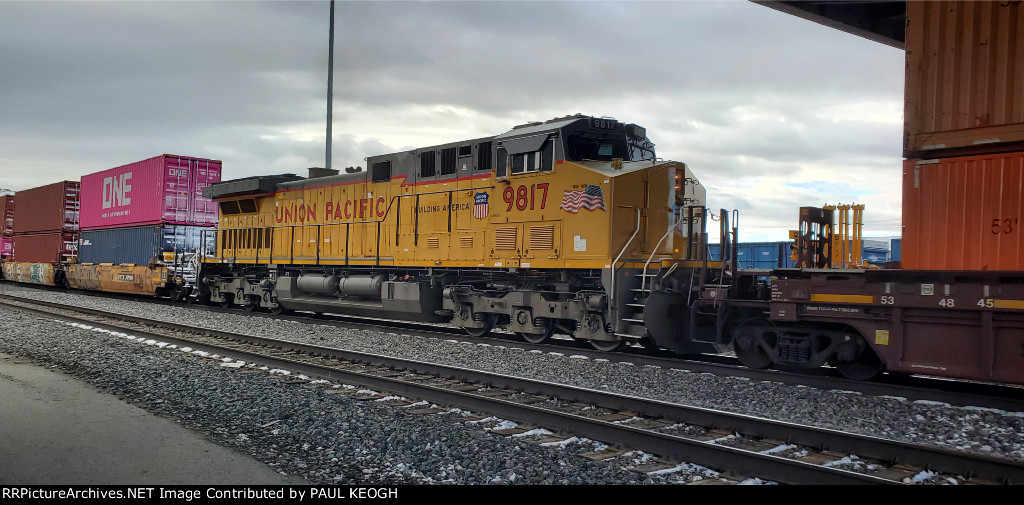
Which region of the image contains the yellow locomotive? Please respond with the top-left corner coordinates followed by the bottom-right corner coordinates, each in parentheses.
top-left (201, 114), bottom-right (722, 351)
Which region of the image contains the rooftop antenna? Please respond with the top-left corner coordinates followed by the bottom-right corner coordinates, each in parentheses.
top-left (325, 0), bottom-right (335, 171)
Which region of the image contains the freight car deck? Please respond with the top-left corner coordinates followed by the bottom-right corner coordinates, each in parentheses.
top-left (720, 268), bottom-right (1024, 385)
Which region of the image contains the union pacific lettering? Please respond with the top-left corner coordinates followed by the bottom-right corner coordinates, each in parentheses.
top-left (275, 202), bottom-right (317, 224)
top-left (275, 197), bottom-right (387, 225)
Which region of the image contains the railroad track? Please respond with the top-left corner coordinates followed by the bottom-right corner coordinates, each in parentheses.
top-left (2, 293), bottom-right (1021, 485)
top-left (4, 283), bottom-right (1024, 414)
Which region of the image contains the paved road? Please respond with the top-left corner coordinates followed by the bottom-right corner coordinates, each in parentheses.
top-left (0, 352), bottom-right (305, 485)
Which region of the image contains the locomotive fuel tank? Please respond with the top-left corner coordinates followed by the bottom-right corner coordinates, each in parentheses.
top-left (296, 274), bottom-right (339, 295)
top-left (339, 274), bottom-right (386, 299)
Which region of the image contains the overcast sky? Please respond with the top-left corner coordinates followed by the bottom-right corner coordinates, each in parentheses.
top-left (0, 0), bottom-right (905, 242)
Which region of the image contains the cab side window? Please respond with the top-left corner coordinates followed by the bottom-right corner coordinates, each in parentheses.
top-left (497, 135), bottom-right (554, 177)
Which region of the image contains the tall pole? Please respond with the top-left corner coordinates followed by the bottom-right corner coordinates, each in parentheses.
top-left (326, 0), bottom-right (335, 170)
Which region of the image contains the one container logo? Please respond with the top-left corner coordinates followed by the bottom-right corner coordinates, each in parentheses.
top-left (102, 172), bottom-right (133, 209)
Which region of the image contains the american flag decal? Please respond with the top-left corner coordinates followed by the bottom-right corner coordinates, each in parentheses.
top-left (473, 192), bottom-right (489, 219)
top-left (560, 185), bottom-right (606, 213)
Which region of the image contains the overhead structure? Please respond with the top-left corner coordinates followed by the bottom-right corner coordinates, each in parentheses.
top-left (754, 1), bottom-right (906, 49)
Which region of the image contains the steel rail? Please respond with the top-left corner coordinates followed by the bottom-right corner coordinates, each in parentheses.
top-left (2, 284), bottom-right (1023, 413)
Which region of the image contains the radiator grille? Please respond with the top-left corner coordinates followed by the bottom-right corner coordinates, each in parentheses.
top-left (494, 227), bottom-right (517, 250)
top-left (427, 237), bottom-right (439, 248)
top-left (460, 236), bottom-right (473, 248)
top-left (528, 225), bottom-right (555, 250)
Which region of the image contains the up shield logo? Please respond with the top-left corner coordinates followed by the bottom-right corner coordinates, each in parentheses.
top-left (473, 192), bottom-right (489, 219)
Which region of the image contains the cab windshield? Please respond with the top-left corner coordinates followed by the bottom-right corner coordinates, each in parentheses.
top-left (566, 135), bottom-right (628, 161)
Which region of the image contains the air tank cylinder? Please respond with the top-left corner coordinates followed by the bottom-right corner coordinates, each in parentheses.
top-left (296, 274), bottom-right (339, 295)
top-left (339, 274), bottom-right (386, 299)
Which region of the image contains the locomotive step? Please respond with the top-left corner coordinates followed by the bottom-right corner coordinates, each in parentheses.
top-left (613, 332), bottom-right (644, 339)
top-left (626, 303), bottom-right (646, 308)
top-left (621, 318), bottom-right (644, 324)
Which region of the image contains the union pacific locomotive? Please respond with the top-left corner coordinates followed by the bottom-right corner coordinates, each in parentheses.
top-left (199, 114), bottom-right (1024, 386)
top-left (200, 114), bottom-right (715, 352)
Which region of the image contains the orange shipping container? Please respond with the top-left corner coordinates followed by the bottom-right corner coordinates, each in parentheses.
top-left (904, 0), bottom-right (1024, 159)
top-left (902, 151), bottom-right (1024, 270)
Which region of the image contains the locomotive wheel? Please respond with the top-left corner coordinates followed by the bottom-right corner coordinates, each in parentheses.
top-left (463, 314), bottom-right (496, 337)
top-left (589, 339), bottom-right (627, 352)
top-left (516, 318), bottom-right (555, 344)
top-left (734, 318), bottom-right (773, 369)
top-left (242, 296), bottom-right (259, 312)
top-left (270, 305), bottom-right (289, 315)
top-left (218, 294), bottom-right (234, 309)
top-left (837, 347), bottom-right (885, 381)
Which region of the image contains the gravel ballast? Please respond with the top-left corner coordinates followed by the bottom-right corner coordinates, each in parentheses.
top-left (0, 305), bottom-right (733, 485)
top-left (2, 284), bottom-right (1023, 465)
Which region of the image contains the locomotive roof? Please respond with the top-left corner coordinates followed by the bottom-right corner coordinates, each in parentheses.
top-left (494, 115), bottom-right (593, 140)
top-left (276, 168), bottom-right (369, 191)
top-left (578, 159), bottom-right (684, 178)
top-left (203, 173), bottom-right (302, 199)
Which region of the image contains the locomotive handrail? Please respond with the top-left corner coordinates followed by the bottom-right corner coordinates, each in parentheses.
top-left (211, 185), bottom-right (493, 232)
top-left (208, 184), bottom-right (493, 266)
top-left (641, 214), bottom-right (682, 291)
top-left (609, 208), bottom-right (641, 327)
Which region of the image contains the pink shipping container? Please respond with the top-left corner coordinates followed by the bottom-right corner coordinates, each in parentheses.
top-left (11, 181), bottom-right (79, 234)
top-left (11, 231), bottom-right (77, 264)
top-left (79, 154), bottom-right (222, 230)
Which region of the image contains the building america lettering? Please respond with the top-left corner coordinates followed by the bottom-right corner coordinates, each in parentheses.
top-left (417, 202), bottom-right (471, 213)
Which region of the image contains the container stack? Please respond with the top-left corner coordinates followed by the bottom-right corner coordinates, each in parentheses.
top-left (901, 1), bottom-right (1024, 270)
top-left (10, 181), bottom-right (80, 264)
top-left (76, 154), bottom-right (221, 275)
top-left (0, 194), bottom-right (13, 259)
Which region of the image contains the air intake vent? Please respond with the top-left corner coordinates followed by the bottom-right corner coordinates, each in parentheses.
top-left (460, 236), bottom-right (473, 248)
top-left (427, 237), bottom-right (439, 248)
top-left (529, 225), bottom-right (554, 250)
top-left (494, 227), bottom-right (517, 250)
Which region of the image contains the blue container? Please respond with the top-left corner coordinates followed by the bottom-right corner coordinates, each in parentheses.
top-left (708, 241), bottom-right (794, 269)
top-left (862, 247), bottom-right (889, 266)
top-left (78, 225), bottom-right (215, 265)
top-left (891, 238), bottom-right (901, 262)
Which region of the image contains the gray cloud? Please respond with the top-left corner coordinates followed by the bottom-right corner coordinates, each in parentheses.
top-left (0, 1), bottom-right (905, 240)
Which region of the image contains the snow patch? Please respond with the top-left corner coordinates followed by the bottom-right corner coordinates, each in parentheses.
top-left (913, 400), bottom-right (952, 408)
top-left (760, 444), bottom-right (796, 455)
top-left (487, 420), bottom-right (518, 431)
top-left (511, 428), bottom-right (553, 438)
